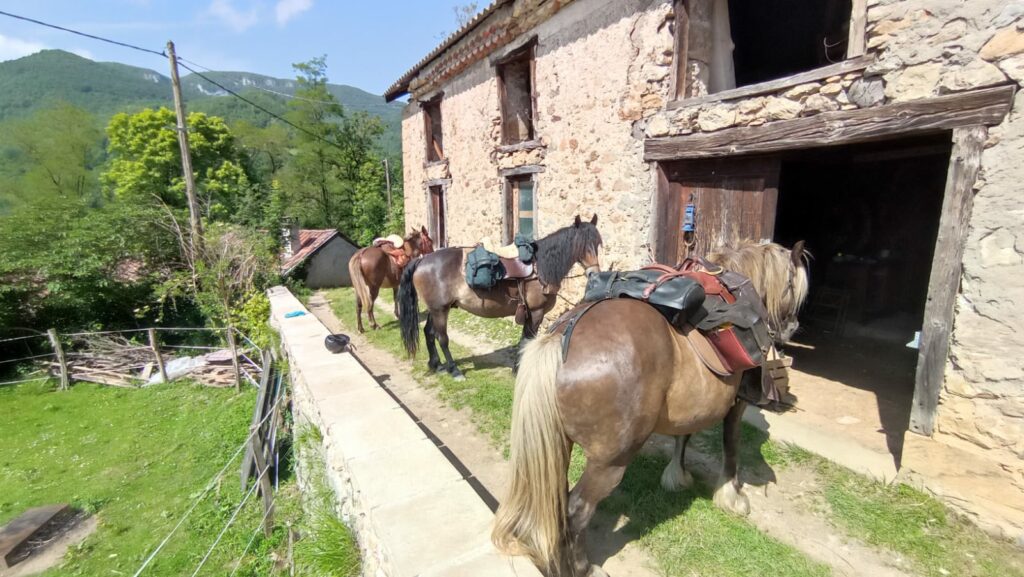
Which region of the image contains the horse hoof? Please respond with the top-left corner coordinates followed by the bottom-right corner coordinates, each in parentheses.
top-left (451, 371), bottom-right (466, 382)
top-left (713, 482), bottom-right (751, 516)
top-left (660, 465), bottom-right (694, 492)
top-left (588, 566), bottom-right (611, 577)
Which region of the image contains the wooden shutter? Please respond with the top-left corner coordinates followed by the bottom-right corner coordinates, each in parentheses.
top-left (665, 155), bottom-right (780, 261)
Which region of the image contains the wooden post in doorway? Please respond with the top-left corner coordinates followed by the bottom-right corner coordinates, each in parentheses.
top-left (909, 125), bottom-right (986, 436)
top-left (47, 329), bottom-right (69, 391)
top-left (166, 41), bottom-right (204, 259)
top-left (148, 328), bottom-right (168, 384)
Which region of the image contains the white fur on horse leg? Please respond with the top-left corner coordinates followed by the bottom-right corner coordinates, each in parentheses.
top-left (713, 481), bottom-right (751, 516)
top-left (588, 565), bottom-right (610, 577)
top-left (660, 458), bottom-right (693, 492)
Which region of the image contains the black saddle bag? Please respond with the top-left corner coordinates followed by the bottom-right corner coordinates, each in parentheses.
top-left (583, 270), bottom-right (706, 322)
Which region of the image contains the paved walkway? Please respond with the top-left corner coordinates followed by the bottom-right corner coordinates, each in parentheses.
top-left (268, 286), bottom-right (540, 577)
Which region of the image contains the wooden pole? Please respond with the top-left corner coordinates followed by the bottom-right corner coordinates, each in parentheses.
top-left (147, 328), bottom-right (168, 384)
top-left (166, 40), bottom-right (204, 259)
top-left (383, 157), bottom-right (393, 215)
top-left (227, 328), bottom-right (242, 393)
top-left (250, 434), bottom-right (274, 538)
top-left (47, 329), bottom-right (69, 391)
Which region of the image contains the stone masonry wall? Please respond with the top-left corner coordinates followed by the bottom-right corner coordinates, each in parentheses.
top-left (401, 0), bottom-right (1024, 465)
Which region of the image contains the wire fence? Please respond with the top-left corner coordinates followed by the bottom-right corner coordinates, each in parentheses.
top-left (0, 326), bottom-right (263, 389)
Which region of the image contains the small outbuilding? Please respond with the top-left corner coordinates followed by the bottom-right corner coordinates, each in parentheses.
top-left (280, 223), bottom-right (359, 288)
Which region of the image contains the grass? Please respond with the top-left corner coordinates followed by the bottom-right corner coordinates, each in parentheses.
top-left (0, 379), bottom-right (282, 576)
top-left (292, 425), bottom-right (360, 577)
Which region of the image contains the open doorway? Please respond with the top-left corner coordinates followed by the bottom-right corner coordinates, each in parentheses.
top-left (772, 134), bottom-right (952, 464)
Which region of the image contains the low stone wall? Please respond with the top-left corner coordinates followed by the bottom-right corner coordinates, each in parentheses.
top-left (269, 286), bottom-right (540, 577)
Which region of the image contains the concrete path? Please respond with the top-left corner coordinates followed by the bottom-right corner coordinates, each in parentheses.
top-left (269, 287), bottom-right (540, 577)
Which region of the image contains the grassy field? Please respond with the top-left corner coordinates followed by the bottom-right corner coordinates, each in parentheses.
top-left (326, 287), bottom-right (1024, 577)
top-left (0, 377), bottom-right (358, 577)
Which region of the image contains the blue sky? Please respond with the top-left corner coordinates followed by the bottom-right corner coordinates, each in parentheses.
top-left (0, 0), bottom-right (476, 95)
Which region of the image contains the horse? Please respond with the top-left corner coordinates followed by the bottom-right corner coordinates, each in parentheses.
top-left (348, 226), bottom-right (434, 333)
top-left (492, 240), bottom-right (808, 577)
top-left (397, 215), bottom-right (603, 381)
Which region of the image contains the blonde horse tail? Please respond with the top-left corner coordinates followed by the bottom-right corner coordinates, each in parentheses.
top-left (349, 250), bottom-right (371, 315)
top-left (492, 331), bottom-right (569, 574)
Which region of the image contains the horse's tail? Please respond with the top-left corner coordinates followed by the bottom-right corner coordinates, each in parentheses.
top-left (397, 257), bottom-right (423, 357)
top-left (348, 250), bottom-right (370, 314)
top-left (492, 332), bottom-right (568, 574)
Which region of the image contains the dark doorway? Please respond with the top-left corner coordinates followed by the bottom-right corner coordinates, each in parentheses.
top-left (772, 133), bottom-right (952, 465)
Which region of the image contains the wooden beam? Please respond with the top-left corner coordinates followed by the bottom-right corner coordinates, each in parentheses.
top-left (847, 0), bottom-right (867, 58)
top-left (498, 164), bottom-right (545, 177)
top-left (909, 125), bottom-right (986, 436)
top-left (646, 85), bottom-right (1015, 161)
top-left (666, 56), bottom-right (871, 109)
top-left (671, 0), bottom-right (690, 100)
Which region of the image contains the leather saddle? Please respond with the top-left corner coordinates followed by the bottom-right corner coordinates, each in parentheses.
top-left (500, 256), bottom-right (534, 279)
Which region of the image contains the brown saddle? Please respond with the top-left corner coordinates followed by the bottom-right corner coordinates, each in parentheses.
top-left (373, 242), bottom-right (409, 268)
top-left (500, 256), bottom-right (534, 280)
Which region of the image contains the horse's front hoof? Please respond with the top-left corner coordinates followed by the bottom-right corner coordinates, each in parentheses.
top-left (713, 482), bottom-right (751, 516)
top-left (660, 465), bottom-right (694, 492)
top-left (450, 370), bottom-right (466, 382)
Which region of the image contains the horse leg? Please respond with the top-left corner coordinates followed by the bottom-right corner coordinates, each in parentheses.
top-left (392, 287), bottom-right (399, 319)
top-left (713, 399), bottom-right (751, 516)
top-left (430, 309), bottom-right (464, 381)
top-left (355, 287), bottom-right (366, 333)
top-left (567, 461), bottom-right (628, 577)
top-left (513, 308), bottom-right (545, 374)
top-left (368, 285), bottom-right (381, 330)
top-left (424, 316), bottom-right (441, 373)
top-left (660, 434), bottom-right (694, 492)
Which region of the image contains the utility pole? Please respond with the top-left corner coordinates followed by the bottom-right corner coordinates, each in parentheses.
top-left (166, 40), bottom-right (204, 259)
top-left (382, 157), bottom-right (393, 215)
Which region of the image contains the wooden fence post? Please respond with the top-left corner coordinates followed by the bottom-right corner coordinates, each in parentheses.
top-left (47, 329), bottom-right (69, 391)
top-left (227, 327), bottom-right (242, 393)
top-left (148, 328), bottom-right (168, 384)
top-left (250, 434), bottom-right (274, 538)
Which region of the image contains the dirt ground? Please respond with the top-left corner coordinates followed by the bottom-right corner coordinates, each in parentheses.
top-left (308, 292), bottom-right (916, 577)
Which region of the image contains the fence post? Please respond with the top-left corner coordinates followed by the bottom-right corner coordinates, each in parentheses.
top-left (227, 327), bottom-right (242, 393)
top-left (47, 329), bottom-right (69, 390)
top-left (148, 328), bottom-right (169, 384)
top-left (250, 434), bottom-right (274, 538)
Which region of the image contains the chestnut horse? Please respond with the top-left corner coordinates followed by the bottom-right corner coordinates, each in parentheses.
top-left (348, 226), bottom-right (434, 333)
top-left (492, 240), bottom-right (808, 577)
top-left (398, 215), bottom-right (602, 380)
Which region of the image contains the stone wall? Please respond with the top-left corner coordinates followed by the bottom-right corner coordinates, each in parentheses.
top-left (400, 0), bottom-right (1024, 464)
top-left (305, 237), bottom-right (358, 288)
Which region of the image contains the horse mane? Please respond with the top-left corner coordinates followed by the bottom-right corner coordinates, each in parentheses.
top-left (534, 222), bottom-right (603, 285)
top-left (707, 240), bottom-right (809, 329)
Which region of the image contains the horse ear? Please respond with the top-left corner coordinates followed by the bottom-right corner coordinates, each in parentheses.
top-left (590, 214), bottom-right (598, 225)
top-left (574, 215), bottom-right (582, 227)
top-left (791, 240), bottom-right (806, 265)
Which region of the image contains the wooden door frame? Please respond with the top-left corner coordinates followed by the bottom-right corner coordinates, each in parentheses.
top-left (425, 178), bottom-right (450, 248)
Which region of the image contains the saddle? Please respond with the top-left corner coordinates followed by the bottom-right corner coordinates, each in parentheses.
top-left (553, 257), bottom-right (786, 406)
top-left (372, 239), bottom-right (410, 268)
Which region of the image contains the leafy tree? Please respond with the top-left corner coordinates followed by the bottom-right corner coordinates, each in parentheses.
top-left (101, 107), bottom-right (251, 220)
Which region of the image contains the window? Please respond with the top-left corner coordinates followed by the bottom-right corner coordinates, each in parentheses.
top-left (674, 0), bottom-right (859, 99)
top-left (428, 184), bottom-right (447, 247)
top-left (497, 44), bottom-right (537, 144)
top-left (423, 98), bottom-right (444, 161)
top-left (504, 175), bottom-right (535, 242)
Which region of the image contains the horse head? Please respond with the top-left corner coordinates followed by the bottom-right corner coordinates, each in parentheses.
top-left (709, 240), bottom-right (809, 345)
top-left (405, 226), bottom-right (435, 258)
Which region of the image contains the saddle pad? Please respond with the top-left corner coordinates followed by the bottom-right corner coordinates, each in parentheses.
top-left (683, 327), bottom-right (732, 377)
top-left (500, 256), bottom-right (534, 279)
top-left (479, 237), bottom-right (520, 259)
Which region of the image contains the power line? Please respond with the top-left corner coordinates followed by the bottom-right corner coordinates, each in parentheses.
top-left (176, 60), bottom-right (349, 153)
top-left (0, 10), bottom-right (166, 58)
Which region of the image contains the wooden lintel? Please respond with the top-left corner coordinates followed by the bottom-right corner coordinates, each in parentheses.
top-left (496, 139), bottom-right (545, 154)
top-left (645, 86), bottom-right (1015, 161)
top-left (424, 178), bottom-right (452, 188)
top-left (667, 56), bottom-right (872, 109)
top-left (499, 164), bottom-right (545, 177)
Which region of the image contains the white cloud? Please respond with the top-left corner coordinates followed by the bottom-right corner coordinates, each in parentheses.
top-left (0, 34), bottom-right (47, 62)
top-left (207, 0), bottom-right (260, 33)
top-left (275, 0), bottom-right (313, 26)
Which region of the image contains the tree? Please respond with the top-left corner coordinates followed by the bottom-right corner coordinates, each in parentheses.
top-left (454, 2), bottom-right (479, 27)
top-left (101, 107), bottom-right (251, 220)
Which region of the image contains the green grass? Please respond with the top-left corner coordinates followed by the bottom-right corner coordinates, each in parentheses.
top-left (0, 379), bottom-right (285, 576)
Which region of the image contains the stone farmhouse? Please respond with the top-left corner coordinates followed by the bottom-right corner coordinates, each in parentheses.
top-left (385, 0), bottom-right (1023, 535)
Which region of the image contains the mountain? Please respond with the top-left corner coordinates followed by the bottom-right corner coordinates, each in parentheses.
top-left (0, 50), bottom-right (403, 156)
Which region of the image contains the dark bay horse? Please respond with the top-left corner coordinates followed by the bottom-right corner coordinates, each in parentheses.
top-left (398, 215), bottom-right (603, 380)
top-left (348, 226), bottom-right (434, 333)
top-left (492, 240), bottom-right (808, 577)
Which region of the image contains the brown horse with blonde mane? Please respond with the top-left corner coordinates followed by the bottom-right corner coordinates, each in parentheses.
top-left (492, 240), bottom-right (808, 577)
top-left (348, 226), bottom-right (434, 333)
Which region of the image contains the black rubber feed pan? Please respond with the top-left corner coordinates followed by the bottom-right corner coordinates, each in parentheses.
top-left (324, 334), bottom-right (352, 354)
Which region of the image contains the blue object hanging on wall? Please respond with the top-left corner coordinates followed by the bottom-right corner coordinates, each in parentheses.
top-left (682, 203), bottom-right (696, 233)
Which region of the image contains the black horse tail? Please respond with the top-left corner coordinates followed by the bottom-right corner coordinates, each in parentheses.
top-left (398, 257), bottom-right (423, 358)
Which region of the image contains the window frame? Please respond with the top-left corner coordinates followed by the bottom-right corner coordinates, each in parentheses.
top-left (495, 39), bottom-right (538, 145)
top-left (670, 0), bottom-right (868, 105)
top-left (422, 95), bottom-right (445, 162)
top-left (503, 173), bottom-right (538, 244)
